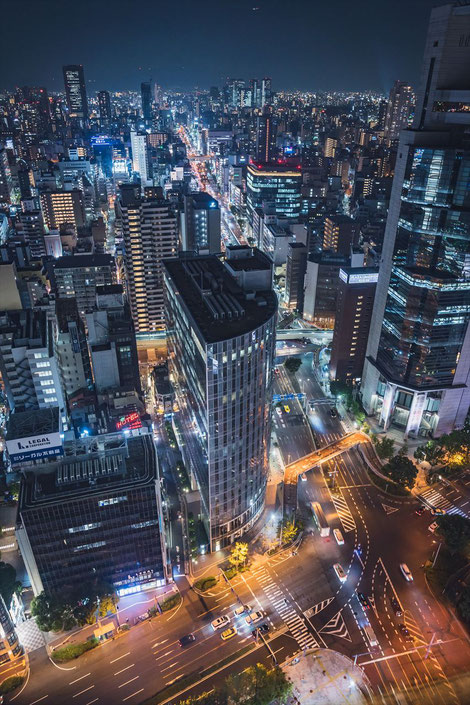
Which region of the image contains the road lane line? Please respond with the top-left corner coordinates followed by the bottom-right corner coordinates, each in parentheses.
top-left (69, 673), bottom-right (91, 685)
top-left (29, 698), bottom-right (48, 705)
top-left (122, 689), bottom-right (144, 702)
top-left (151, 639), bottom-right (168, 648)
top-left (161, 661), bottom-right (178, 673)
top-left (155, 649), bottom-right (173, 661)
top-left (85, 700), bottom-right (98, 705)
top-left (73, 686), bottom-right (94, 698)
top-left (118, 676), bottom-right (139, 688)
top-left (114, 663), bottom-right (135, 676)
top-left (110, 652), bottom-right (130, 663)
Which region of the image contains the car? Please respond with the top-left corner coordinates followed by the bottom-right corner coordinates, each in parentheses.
top-left (428, 521), bottom-right (439, 533)
top-left (220, 626), bottom-right (237, 641)
top-left (415, 505), bottom-right (426, 516)
top-left (300, 472), bottom-right (307, 482)
top-left (333, 529), bottom-right (344, 545)
top-left (257, 622), bottom-right (269, 634)
top-left (234, 604), bottom-right (250, 616)
top-left (179, 633), bottom-right (196, 647)
top-left (356, 591), bottom-right (371, 610)
top-left (333, 563), bottom-right (347, 582)
top-left (390, 596), bottom-right (403, 617)
top-left (246, 610), bottom-right (264, 625)
top-left (284, 405), bottom-right (290, 413)
top-left (211, 615), bottom-right (231, 630)
top-left (398, 623), bottom-right (413, 641)
top-left (330, 408), bottom-right (338, 418)
top-left (275, 407), bottom-right (282, 417)
top-left (431, 507), bottom-right (446, 516)
top-left (400, 563), bottom-right (413, 582)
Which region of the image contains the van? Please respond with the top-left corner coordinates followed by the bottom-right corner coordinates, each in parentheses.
top-left (363, 624), bottom-right (378, 647)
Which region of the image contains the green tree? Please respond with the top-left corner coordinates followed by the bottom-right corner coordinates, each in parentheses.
top-left (373, 435), bottom-right (395, 460)
top-left (0, 562), bottom-right (22, 607)
top-left (383, 455), bottom-right (417, 489)
top-left (457, 587), bottom-right (470, 623)
top-left (224, 663), bottom-right (292, 705)
top-left (436, 515), bottom-right (470, 555)
top-left (31, 593), bottom-right (76, 633)
top-left (283, 357), bottom-right (302, 375)
top-left (281, 519), bottom-right (298, 545)
top-left (228, 541), bottom-right (249, 571)
top-left (414, 440), bottom-right (445, 467)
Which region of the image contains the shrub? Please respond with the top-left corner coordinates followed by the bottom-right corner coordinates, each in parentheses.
top-left (194, 576), bottom-right (217, 592)
top-left (52, 638), bottom-right (99, 662)
top-left (0, 675), bottom-right (24, 694)
top-left (160, 594), bottom-right (181, 612)
top-left (224, 567), bottom-right (238, 580)
top-left (120, 623), bottom-right (130, 631)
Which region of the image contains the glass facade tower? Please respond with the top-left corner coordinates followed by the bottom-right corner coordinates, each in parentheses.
top-left (361, 2), bottom-right (470, 437)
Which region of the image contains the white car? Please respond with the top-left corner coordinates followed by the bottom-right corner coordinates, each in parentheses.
top-left (276, 407), bottom-right (282, 417)
top-left (400, 563), bottom-right (413, 582)
top-left (333, 529), bottom-right (344, 545)
top-left (428, 522), bottom-right (438, 533)
top-left (246, 610), bottom-right (264, 625)
top-left (333, 563), bottom-right (347, 583)
top-left (234, 604), bottom-right (250, 616)
top-left (211, 615), bottom-right (231, 630)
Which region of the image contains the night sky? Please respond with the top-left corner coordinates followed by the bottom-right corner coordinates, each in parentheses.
top-left (1, 0), bottom-right (439, 93)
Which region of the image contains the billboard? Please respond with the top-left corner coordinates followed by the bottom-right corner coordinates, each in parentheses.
top-left (6, 432), bottom-right (63, 464)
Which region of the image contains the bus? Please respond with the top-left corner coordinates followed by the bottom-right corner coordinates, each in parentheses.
top-left (311, 501), bottom-right (330, 537)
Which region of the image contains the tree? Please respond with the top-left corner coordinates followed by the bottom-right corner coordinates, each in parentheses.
top-left (383, 455), bottom-right (417, 489)
top-left (283, 357), bottom-right (302, 375)
top-left (373, 435), bottom-right (396, 460)
top-left (224, 663), bottom-right (292, 705)
top-left (436, 515), bottom-right (470, 555)
top-left (228, 542), bottom-right (249, 571)
top-left (31, 593), bottom-right (76, 633)
top-left (414, 440), bottom-right (445, 467)
top-left (281, 519), bottom-right (298, 545)
top-left (457, 587), bottom-right (470, 623)
top-left (0, 563), bottom-right (21, 607)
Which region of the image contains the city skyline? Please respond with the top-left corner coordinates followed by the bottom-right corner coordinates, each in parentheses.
top-left (1, 0), bottom-right (439, 92)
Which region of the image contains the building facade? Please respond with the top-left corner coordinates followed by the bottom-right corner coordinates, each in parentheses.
top-left (246, 162), bottom-right (302, 226)
top-left (52, 254), bottom-right (115, 316)
top-left (164, 247), bottom-right (277, 550)
top-left (181, 192), bottom-right (221, 255)
top-left (361, 2), bottom-right (470, 437)
top-left (62, 65), bottom-right (88, 122)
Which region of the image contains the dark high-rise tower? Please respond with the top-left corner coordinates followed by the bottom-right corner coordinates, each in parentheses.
top-left (361, 2), bottom-right (470, 438)
top-left (255, 113), bottom-right (278, 163)
top-left (141, 81), bottom-right (152, 124)
top-left (62, 65), bottom-right (88, 121)
top-left (98, 90), bottom-right (111, 124)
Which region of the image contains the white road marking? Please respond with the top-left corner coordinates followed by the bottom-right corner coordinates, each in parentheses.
top-left (29, 698), bottom-right (49, 705)
top-left (122, 689), bottom-right (144, 702)
top-left (110, 652), bottom-right (130, 664)
top-left (69, 673), bottom-right (91, 685)
top-left (73, 686), bottom-right (94, 698)
top-left (118, 676), bottom-right (139, 688)
top-left (114, 664), bottom-right (135, 676)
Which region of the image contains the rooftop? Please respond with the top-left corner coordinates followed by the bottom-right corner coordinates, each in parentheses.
top-left (163, 252), bottom-right (277, 344)
top-left (7, 407), bottom-right (59, 441)
top-left (53, 253), bottom-right (114, 270)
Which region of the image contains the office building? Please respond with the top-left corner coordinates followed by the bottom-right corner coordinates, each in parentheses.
top-left (86, 285), bottom-right (140, 395)
top-left (0, 596), bottom-right (22, 664)
top-left (54, 298), bottom-right (93, 399)
top-left (255, 114), bottom-right (278, 163)
top-left (118, 185), bottom-right (178, 333)
top-left (303, 252), bottom-right (350, 329)
top-left (141, 82), bottom-right (152, 123)
top-left (284, 242), bottom-right (308, 312)
top-left (329, 267), bottom-right (378, 385)
top-left (52, 253), bottom-right (115, 315)
top-left (164, 247), bottom-right (277, 550)
top-left (16, 432), bottom-right (167, 596)
top-left (0, 310), bottom-right (65, 413)
top-left (361, 3), bottom-right (470, 437)
top-left (0, 148), bottom-right (13, 204)
top-left (98, 90), bottom-right (112, 124)
top-left (383, 80), bottom-right (414, 141)
top-left (17, 210), bottom-right (46, 259)
top-left (246, 162), bottom-right (302, 225)
top-left (0, 262), bottom-right (22, 310)
top-left (261, 77), bottom-right (272, 107)
top-left (39, 190), bottom-right (86, 234)
top-left (323, 215), bottom-right (361, 256)
top-left (62, 65), bottom-right (88, 121)
top-left (181, 192), bottom-right (221, 254)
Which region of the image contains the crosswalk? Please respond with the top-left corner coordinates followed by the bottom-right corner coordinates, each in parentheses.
top-left (330, 491), bottom-right (356, 532)
top-left (254, 566), bottom-right (319, 650)
top-left (418, 488), bottom-right (466, 517)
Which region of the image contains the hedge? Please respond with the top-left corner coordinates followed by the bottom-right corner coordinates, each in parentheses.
top-left (161, 593), bottom-right (181, 612)
top-left (0, 675), bottom-right (24, 695)
top-left (194, 576), bottom-right (217, 592)
top-left (52, 638), bottom-right (99, 662)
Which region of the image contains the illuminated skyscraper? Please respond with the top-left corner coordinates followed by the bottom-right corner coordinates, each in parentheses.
top-left (361, 2), bottom-right (470, 437)
top-left (246, 162), bottom-right (302, 225)
top-left (62, 64), bottom-right (88, 121)
top-left (383, 80), bottom-right (414, 141)
top-left (98, 90), bottom-right (111, 124)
